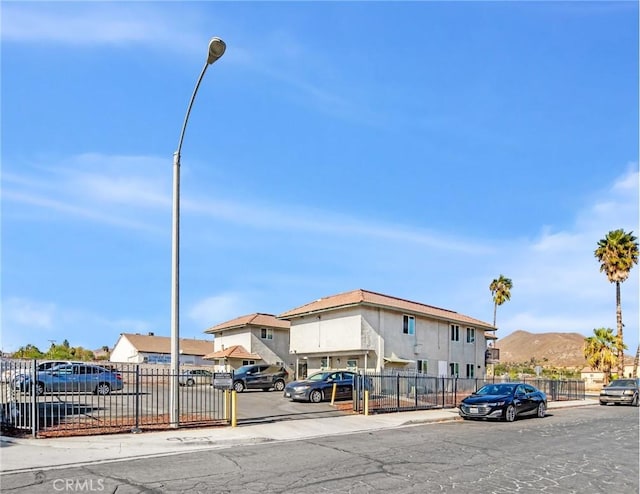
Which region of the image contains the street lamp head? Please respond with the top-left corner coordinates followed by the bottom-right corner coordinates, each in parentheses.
top-left (207, 37), bottom-right (226, 65)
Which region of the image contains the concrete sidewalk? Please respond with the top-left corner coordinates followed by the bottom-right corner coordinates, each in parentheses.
top-left (0, 399), bottom-right (598, 474)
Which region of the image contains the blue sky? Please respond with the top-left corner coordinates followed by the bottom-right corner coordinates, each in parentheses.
top-left (1, 1), bottom-right (638, 358)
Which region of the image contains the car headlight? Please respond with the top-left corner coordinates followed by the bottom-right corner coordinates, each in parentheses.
top-left (293, 385), bottom-right (310, 392)
top-left (486, 401), bottom-right (506, 406)
top-left (623, 390), bottom-right (635, 395)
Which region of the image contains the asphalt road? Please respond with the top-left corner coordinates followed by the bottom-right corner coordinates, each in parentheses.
top-left (2, 404), bottom-right (638, 493)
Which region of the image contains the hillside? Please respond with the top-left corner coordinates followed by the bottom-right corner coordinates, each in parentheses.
top-left (494, 330), bottom-right (587, 368)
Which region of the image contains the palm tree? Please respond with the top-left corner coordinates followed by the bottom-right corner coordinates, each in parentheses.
top-left (489, 275), bottom-right (513, 328)
top-left (594, 229), bottom-right (639, 376)
top-left (584, 328), bottom-right (619, 385)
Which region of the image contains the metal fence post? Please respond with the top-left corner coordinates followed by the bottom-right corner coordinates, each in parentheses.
top-left (132, 365), bottom-right (141, 433)
top-left (31, 359), bottom-right (37, 438)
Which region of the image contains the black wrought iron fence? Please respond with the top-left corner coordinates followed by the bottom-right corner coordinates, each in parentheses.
top-left (0, 360), bottom-right (229, 437)
top-left (353, 372), bottom-right (585, 414)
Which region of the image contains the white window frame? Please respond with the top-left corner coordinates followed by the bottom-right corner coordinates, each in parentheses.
top-left (449, 362), bottom-right (459, 377)
top-left (466, 363), bottom-right (475, 378)
top-left (260, 328), bottom-right (273, 340)
top-left (417, 360), bottom-right (428, 374)
top-left (403, 315), bottom-right (415, 335)
top-left (450, 324), bottom-right (460, 342)
top-left (466, 327), bottom-right (475, 343)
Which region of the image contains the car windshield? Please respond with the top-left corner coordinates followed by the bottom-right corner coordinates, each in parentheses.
top-left (306, 372), bottom-right (331, 382)
top-left (475, 384), bottom-right (516, 395)
top-left (608, 379), bottom-right (637, 387)
top-left (235, 365), bottom-right (255, 374)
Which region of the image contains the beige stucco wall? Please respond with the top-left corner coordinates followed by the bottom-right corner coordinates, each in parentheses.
top-left (289, 309), bottom-right (364, 353)
top-left (249, 326), bottom-right (291, 371)
top-left (110, 337), bottom-right (140, 363)
top-left (288, 305), bottom-right (488, 377)
top-left (213, 330), bottom-right (252, 352)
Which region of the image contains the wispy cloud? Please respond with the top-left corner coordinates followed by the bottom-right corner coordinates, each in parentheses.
top-left (485, 167), bottom-right (639, 343)
top-left (2, 152), bottom-right (490, 253)
top-left (188, 293), bottom-right (253, 330)
top-left (0, 297), bottom-right (153, 352)
top-left (0, 3), bottom-right (207, 59)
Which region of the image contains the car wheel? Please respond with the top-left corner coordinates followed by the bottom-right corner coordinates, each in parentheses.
top-left (34, 382), bottom-right (45, 396)
top-left (187, 379), bottom-right (195, 387)
top-left (504, 405), bottom-right (516, 422)
top-left (536, 402), bottom-right (546, 418)
top-left (309, 389), bottom-right (323, 403)
top-left (631, 394), bottom-right (639, 407)
top-left (273, 380), bottom-right (285, 392)
top-left (599, 401), bottom-right (607, 406)
top-left (233, 381), bottom-right (245, 393)
top-left (95, 383), bottom-right (111, 395)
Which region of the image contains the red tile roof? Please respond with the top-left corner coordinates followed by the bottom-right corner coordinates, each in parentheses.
top-left (204, 313), bottom-right (289, 334)
top-left (204, 345), bottom-right (261, 360)
top-left (278, 289), bottom-right (494, 330)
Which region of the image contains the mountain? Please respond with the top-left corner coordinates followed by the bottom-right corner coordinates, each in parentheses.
top-left (494, 330), bottom-right (587, 368)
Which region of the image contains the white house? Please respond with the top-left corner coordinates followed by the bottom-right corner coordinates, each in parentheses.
top-left (203, 313), bottom-right (291, 372)
top-left (278, 289), bottom-right (496, 378)
top-left (110, 333), bottom-right (214, 365)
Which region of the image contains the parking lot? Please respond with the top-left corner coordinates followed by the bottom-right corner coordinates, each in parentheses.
top-left (2, 379), bottom-right (351, 435)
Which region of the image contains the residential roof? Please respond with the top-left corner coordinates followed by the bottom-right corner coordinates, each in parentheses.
top-left (278, 289), bottom-right (495, 330)
top-left (120, 333), bottom-right (214, 356)
top-left (204, 313), bottom-right (290, 334)
top-left (204, 345), bottom-right (261, 360)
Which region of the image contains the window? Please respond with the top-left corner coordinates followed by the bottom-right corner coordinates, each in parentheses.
top-left (466, 364), bottom-right (475, 378)
top-left (346, 359), bottom-right (358, 371)
top-left (260, 328), bottom-right (273, 340)
top-left (242, 360), bottom-right (256, 366)
top-left (403, 315), bottom-right (415, 335)
top-left (320, 357), bottom-right (330, 370)
top-left (450, 324), bottom-right (460, 341)
top-left (449, 362), bottom-right (459, 377)
top-left (466, 327), bottom-right (475, 343)
top-left (417, 360), bottom-right (428, 374)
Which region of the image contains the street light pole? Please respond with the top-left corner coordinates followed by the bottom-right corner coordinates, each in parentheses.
top-left (170, 37), bottom-right (226, 428)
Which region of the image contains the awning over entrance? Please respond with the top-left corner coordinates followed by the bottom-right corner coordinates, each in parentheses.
top-left (383, 352), bottom-right (414, 364)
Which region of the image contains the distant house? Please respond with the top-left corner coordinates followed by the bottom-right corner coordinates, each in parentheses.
top-left (279, 289), bottom-right (495, 378)
top-left (110, 333), bottom-right (214, 365)
top-left (203, 313), bottom-right (290, 372)
top-left (581, 357), bottom-right (640, 386)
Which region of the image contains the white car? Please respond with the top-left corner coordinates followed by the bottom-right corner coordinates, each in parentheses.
top-left (179, 369), bottom-right (213, 386)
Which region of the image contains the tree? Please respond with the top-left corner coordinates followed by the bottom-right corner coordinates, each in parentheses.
top-left (13, 344), bottom-right (44, 359)
top-left (594, 229), bottom-right (639, 376)
top-left (489, 275), bottom-right (513, 328)
top-left (584, 328), bottom-right (619, 385)
top-left (633, 345), bottom-right (639, 378)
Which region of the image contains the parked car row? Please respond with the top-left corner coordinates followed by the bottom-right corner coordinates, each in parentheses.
top-left (6, 359), bottom-right (638, 417)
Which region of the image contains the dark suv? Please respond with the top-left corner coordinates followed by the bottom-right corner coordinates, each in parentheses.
top-left (232, 364), bottom-right (288, 392)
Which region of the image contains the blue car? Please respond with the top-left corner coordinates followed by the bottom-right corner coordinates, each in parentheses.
top-left (459, 382), bottom-right (547, 422)
top-left (284, 371), bottom-right (360, 403)
top-left (13, 363), bottom-right (123, 396)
